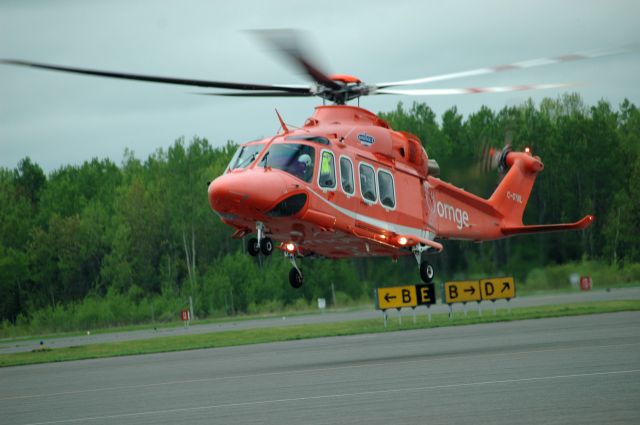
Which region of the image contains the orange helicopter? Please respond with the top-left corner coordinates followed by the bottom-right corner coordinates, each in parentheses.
top-left (5, 31), bottom-right (616, 288)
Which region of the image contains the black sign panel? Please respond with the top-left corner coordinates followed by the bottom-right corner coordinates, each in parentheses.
top-left (416, 284), bottom-right (436, 306)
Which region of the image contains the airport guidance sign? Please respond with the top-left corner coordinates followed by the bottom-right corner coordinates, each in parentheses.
top-left (376, 284), bottom-right (435, 310)
top-left (444, 280), bottom-right (481, 304)
top-left (416, 284), bottom-right (436, 306)
top-left (376, 285), bottom-right (416, 310)
top-left (479, 277), bottom-right (515, 300)
top-left (444, 277), bottom-right (516, 304)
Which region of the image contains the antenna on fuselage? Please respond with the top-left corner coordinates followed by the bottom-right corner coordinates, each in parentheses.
top-left (275, 109), bottom-right (290, 134)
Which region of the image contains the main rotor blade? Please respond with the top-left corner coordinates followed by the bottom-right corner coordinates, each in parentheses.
top-left (0, 59), bottom-right (312, 93)
top-left (376, 82), bottom-right (572, 96)
top-left (253, 29), bottom-right (342, 91)
top-left (195, 91), bottom-right (313, 97)
top-left (376, 45), bottom-right (636, 88)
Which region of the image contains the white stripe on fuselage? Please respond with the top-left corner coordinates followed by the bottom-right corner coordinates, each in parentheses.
top-left (307, 188), bottom-right (434, 242)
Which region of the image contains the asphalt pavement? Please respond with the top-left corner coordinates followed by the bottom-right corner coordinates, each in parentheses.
top-left (1, 311), bottom-right (639, 424)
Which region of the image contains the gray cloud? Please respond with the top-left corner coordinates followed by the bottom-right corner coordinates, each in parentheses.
top-left (1, 0), bottom-right (639, 171)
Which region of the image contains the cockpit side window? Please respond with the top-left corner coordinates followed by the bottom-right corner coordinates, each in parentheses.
top-left (318, 150), bottom-right (337, 189)
top-left (258, 143), bottom-right (316, 183)
top-left (227, 143), bottom-right (265, 170)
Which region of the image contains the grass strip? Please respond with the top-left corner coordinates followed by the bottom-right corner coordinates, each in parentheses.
top-left (2, 300), bottom-right (639, 368)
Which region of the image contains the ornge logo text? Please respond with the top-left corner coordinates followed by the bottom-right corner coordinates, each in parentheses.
top-left (435, 201), bottom-right (469, 230)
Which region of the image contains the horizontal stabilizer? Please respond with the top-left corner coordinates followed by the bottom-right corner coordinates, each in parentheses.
top-left (502, 215), bottom-right (594, 236)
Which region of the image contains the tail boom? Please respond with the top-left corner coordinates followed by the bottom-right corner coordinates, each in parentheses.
top-left (425, 150), bottom-right (594, 241)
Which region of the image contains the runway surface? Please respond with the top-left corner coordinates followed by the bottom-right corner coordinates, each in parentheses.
top-left (2, 286), bottom-right (639, 354)
top-left (2, 311), bottom-right (639, 424)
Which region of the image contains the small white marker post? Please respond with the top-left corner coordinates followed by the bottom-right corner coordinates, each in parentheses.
top-left (463, 302), bottom-right (468, 318)
top-left (507, 298), bottom-right (512, 315)
top-left (477, 301), bottom-right (482, 317)
top-left (383, 311), bottom-right (388, 328)
top-left (492, 300), bottom-right (497, 316)
top-left (397, 308), bottom-right (402, 325)
top-left (448, 304), bottom-right (453, 319)
top-left (426, 305), bottom-right (432, 323)
top-left (412, 307), bottom-right (417, 325)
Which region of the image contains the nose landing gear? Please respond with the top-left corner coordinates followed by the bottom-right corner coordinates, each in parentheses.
top-left (247, 221), bottom-right (274, 257)
top-left (245, 221), bottom-right (302, 288)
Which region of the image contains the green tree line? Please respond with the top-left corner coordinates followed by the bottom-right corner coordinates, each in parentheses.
top-left (1, 94), bottom-right (639, 331)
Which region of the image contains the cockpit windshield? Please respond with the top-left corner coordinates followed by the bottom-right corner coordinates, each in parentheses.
top-left (258, 144), bottom-right (316, 183)
top-left (227, 143), bottom-right (265, 170)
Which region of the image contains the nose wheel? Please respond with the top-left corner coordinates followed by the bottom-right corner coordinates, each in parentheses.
top-left (247, 237), bottom-right (260, 256)
top-left (261, 237), bottom-right (274, 256)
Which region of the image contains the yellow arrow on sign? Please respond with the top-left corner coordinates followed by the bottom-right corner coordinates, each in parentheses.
top-left (480, 277), bottom-right (516, 300)
top-left (444, 281), bottom-right (481, 304)
top-left (376, 285), bottom-right (417, 310)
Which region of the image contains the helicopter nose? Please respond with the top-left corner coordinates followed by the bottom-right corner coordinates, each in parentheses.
top-left (208, 169), bottom-right (289, 216)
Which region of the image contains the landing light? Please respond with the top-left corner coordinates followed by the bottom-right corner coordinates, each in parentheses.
top-left (525, 147), bottom-right (531, 154)
top-left (285, 243), bottom-right (296, 252)
top-left (398, 236), bottom-right (408, 246)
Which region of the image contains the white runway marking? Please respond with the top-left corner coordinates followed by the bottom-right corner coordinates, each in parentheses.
top-left (18, 369), bottom-right (640, 425)
top-left (3, 341), bottom-right (638, 401)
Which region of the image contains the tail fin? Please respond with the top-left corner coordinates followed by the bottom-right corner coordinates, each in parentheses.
top-left (488, 150), bottom-right (543, 226)
top-left (488, 149), bottom-right (595, 234)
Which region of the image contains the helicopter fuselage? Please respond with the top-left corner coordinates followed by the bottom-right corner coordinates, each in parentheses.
top-left (208, 105), bottom-right (432, 258)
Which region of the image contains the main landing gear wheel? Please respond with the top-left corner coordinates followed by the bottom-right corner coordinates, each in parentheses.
top-left (420, 261), bottom-right (434, 283)
top-left (247, 237), bottom-right (260, 256)
top-left (289, 267), bottom-right (304, 288)
top-left (261, 237), bottom-right (274, 256)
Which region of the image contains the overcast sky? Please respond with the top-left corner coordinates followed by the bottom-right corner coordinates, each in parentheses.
top-left (1, 0), bottom-right (639, 172)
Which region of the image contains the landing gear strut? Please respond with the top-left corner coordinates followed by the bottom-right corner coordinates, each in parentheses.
top-left (287, 252), bottom-right (304, 288)
top-left (247, 221), bottom-right (274, 257)
top-left (412, 243), bottom-right (435, 283)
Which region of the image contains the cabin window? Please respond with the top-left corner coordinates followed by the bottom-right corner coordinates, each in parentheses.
top-left (258, 143), bottom-right (315, 182)
top-left (377, 169), bottom-right (396, 209)
top-left (318, 150), bottom-right (337, 189)
top-left (227, 143), bottom-right (265, 170)
top-left (340, 156), bottom-right (355, 196)
top-left (359, 163), bottom-right (377, 203)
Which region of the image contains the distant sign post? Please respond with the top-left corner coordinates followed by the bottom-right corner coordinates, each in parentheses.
top-left (181, 309), bottom-right (190, 327)
top-left (580, 276), bottom-right (592, 291)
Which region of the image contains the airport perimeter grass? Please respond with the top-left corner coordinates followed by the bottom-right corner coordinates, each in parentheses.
top-left (1, 300), bottom-right (639, 367)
